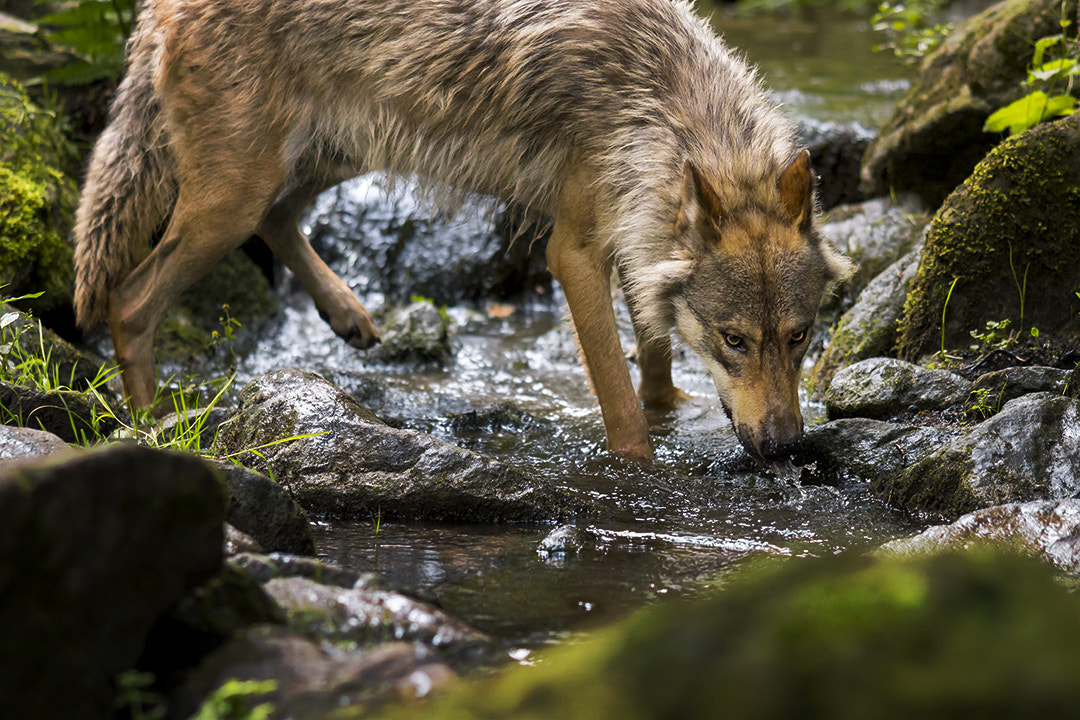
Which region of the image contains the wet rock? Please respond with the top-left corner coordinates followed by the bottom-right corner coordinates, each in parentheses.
top-left (369, 299), bottom-right (454, 366)
top-left (212, 369), bottom-right (585, 523)
top-left (304, 176), bottom-right (551, 306)
top-left (881, 499), bottom-right (1080, 574)
top-left (0, 444), bottom-right (225, 719)
top-left (965, 366), bottom-right (1073, 418)
top-left (809, 248), bottom-right (921, 398)
top-left (825, 357), bottom-right (971, 420)
top-left (209, 459), bottom-right (317, 556)
top-left (447, 401), bottom-right (539, 435)
top-left (820, 194), bottom-right (928, 305)
top-left (231, 552), bottom-right (365, 589)
top-left (263, 576), bottom-right (501, 664)
top-left (140, 564), bottom-right (287, 688)
top-left (0, 381), bottom-right (118, 443)
top-left (536, 524), bottom-right (597, 557)
top-left (406, 552), bottom-right (1080, 719)
top-left (0, 423), bottom-right (69, 464)
top-left (896, 113), bottom-right (1080, 362)
top-left (172, 625), bottom-right (454, 720)
top-left (796, 117), bottom-right (875, 210)
top-left (879, 393), bottom-right (1080, 519)
top-left (225, 523), bottom-right (264, 556)
top-left (799, 419), bottom-right (960, 484)
top-left (861, 0), bottom-right (1075, 207)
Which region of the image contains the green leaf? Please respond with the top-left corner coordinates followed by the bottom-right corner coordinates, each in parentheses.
top-left (984, 92), bottom-right (1076, 134)
top-left (1032, 34), bottom-right (1064, 68)
top-left (1030, 58), bottom-right (1078, 82)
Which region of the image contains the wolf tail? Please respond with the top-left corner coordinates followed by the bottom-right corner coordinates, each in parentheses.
top-left (73, 44), bottom-right (174, 329)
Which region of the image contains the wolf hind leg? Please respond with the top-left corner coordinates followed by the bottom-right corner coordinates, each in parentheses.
top-left (623, 287), bottom-right (689, 409)
top-left (256, 167), bottom-right (379, 349)
top-left (108, 153), bottom-right (287, 409)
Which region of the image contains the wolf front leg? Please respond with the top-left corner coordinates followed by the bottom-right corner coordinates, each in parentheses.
top-left (622, 289), bottom-right (689, 409)
top-left (547, 212), bottom-right (652, 460)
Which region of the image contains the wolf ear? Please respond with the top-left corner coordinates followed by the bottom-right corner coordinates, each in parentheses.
top-left (675, 160), bottom-right (723, 253)
top-left (778, 149), bottom-right (814, 229)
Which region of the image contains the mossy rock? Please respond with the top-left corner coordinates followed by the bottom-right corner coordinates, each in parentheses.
top-left (0, 73), bottom-right (77, 314)
top-left (896, 113), bottom-right (1080, 362)
top-left (861, 0), bottom-right (1076, 207)
top-left (370, 551), bottom-right (1080, 720)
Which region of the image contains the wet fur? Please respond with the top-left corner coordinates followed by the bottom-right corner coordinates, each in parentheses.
top-left (73, 0), bottom-right (850, 460)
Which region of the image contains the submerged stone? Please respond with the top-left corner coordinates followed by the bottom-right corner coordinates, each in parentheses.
top-left (172, 626), bottom-right (455, 720)
top-left (264, 575), bottom-right (501, 665)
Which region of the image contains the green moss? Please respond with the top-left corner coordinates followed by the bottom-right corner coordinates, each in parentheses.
top-left (366, 551), bottom-right (1080, 720)
top-left (0, 75), bottom-right (78, 313)
top-left (897, 114), bottom-right (1080, 360)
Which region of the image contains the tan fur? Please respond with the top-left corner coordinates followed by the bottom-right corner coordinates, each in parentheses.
top-left (74, 0), bottom-right (850, 460)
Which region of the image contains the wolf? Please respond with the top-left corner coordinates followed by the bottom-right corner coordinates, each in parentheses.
top-left (73, 0), bottom-right (850, 463)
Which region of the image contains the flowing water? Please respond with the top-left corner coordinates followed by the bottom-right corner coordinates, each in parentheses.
top-left (232, 8), bottom-right (925, 651)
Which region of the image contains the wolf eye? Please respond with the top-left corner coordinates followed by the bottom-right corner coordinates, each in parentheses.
top-left (723, 333), bottom-right (744, 349)
top-left (790, 329), bottom-right (808, 345)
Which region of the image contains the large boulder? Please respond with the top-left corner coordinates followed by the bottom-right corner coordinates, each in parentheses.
top-left (212, 369), bottom-right (586, 523)
top-left (896, 113), bottom-right (1080, 361)
top-left (796, 118), bottom-right (876, 211)
top-left (819, 195), bottom-right (928, 306)
top-left (0, 444), bottom-right (226, 719)
top-left (304, 176), bottom-right (551, 307)
top-left (861, 0), bottom-right (1078, 207)
top-left (798, 419), bottom-right (960, 485)
top-left (0, 381), bottom-right (118, 443)
top-left (0, 302), bottom-right (116, 395)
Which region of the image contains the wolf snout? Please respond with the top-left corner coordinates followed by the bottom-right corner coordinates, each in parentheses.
top-left (737, 416), bottom-right (803, 464)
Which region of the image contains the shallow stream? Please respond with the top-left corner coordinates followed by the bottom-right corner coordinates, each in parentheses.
top-left (231, 7), bottom-right (926, 651)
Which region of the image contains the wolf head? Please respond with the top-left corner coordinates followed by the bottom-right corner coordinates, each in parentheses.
top-left (666, 150), bottom-right (850, 464)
